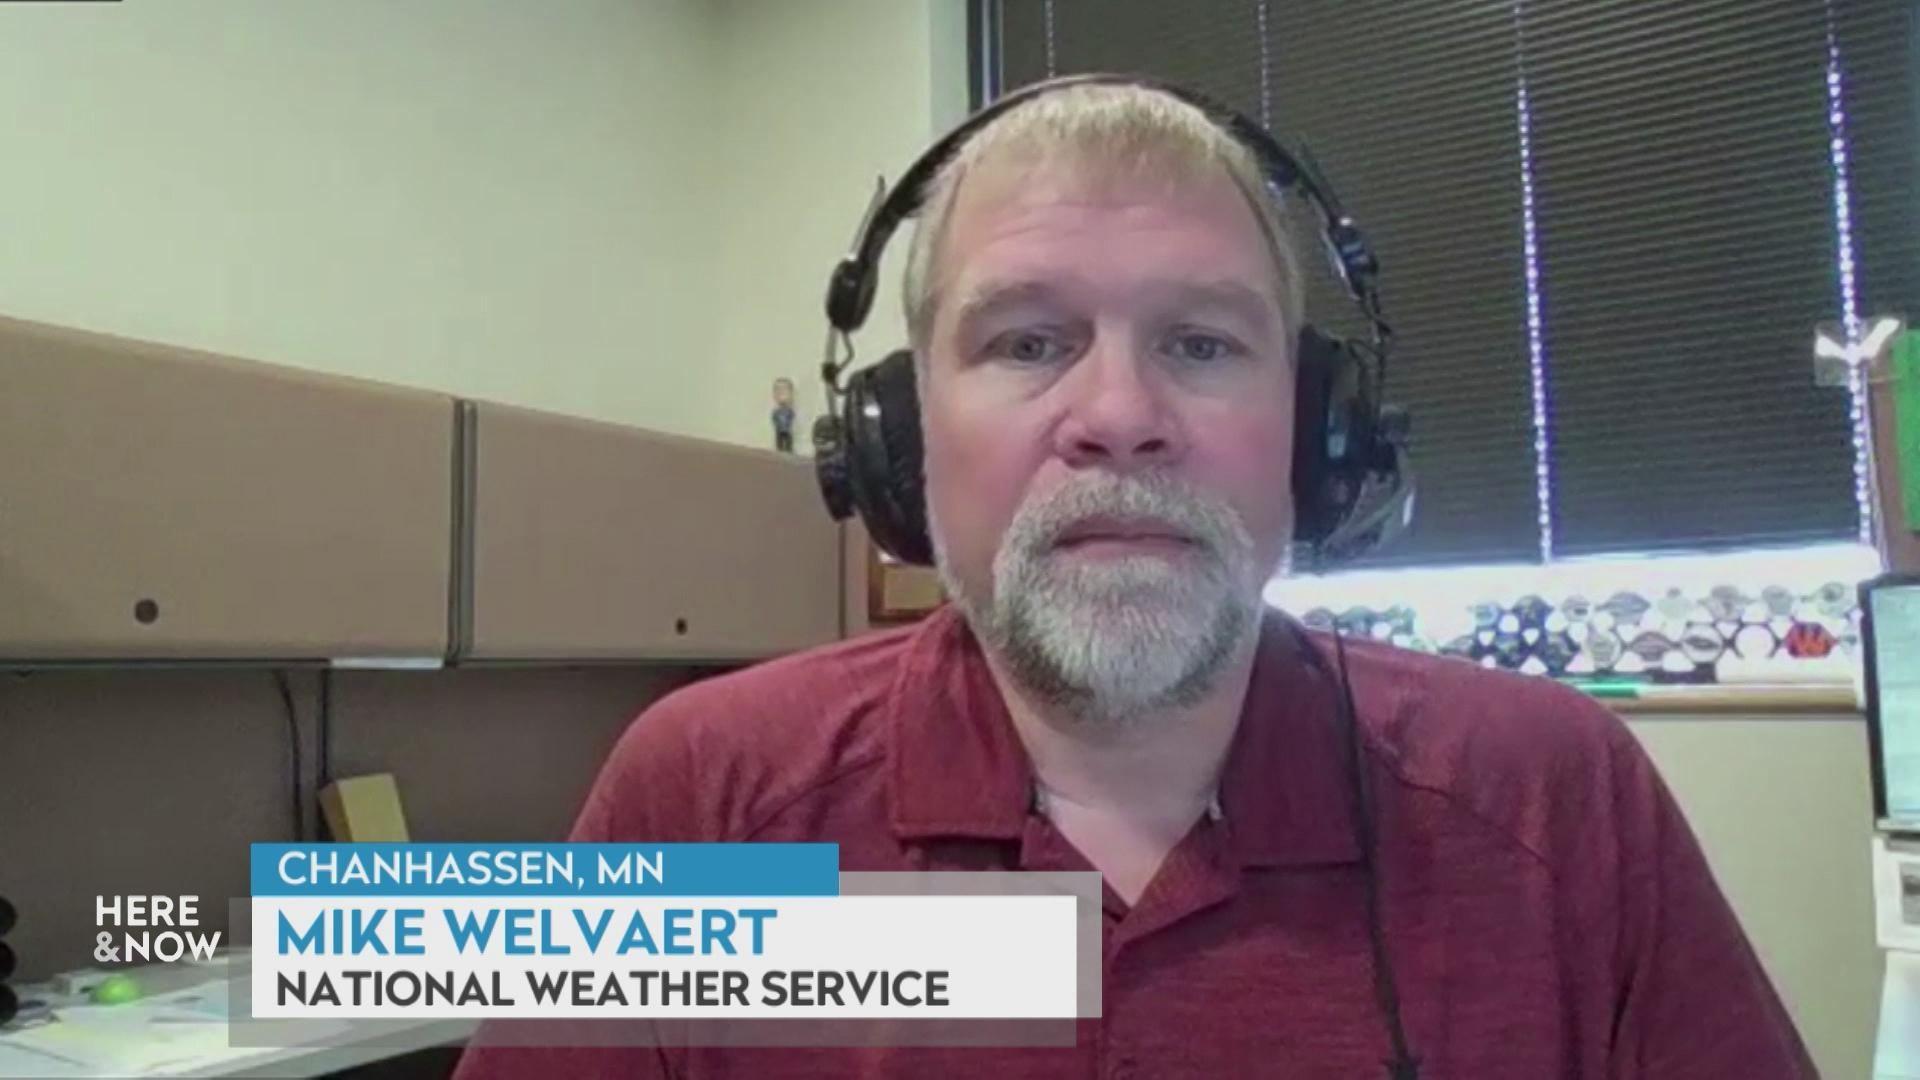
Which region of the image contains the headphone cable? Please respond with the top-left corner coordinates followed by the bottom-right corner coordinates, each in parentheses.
top-left (1330, 627), bottom-right (1421, 1080)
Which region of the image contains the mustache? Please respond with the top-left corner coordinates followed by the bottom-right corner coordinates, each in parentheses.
top-left (1006, 471), bottom-right (1244, 561)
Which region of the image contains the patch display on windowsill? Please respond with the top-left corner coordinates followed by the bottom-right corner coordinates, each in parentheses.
top-left (1297, 582), bottom-right (1861, 683)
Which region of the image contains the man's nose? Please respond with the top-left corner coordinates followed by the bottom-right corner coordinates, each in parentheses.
top-left (1053, 338), bottom-right (1185, 470)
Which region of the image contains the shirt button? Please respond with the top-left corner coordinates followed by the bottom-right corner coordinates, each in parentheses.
top-left (1110, 1056), bottom-right (1137, 1080)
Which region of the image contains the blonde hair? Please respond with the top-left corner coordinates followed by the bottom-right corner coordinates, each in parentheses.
top-left (901, 83), bottom-right (1306, 357)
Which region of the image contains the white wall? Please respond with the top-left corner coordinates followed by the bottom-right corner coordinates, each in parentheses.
top-left (0, 0), bottom-right (967, 447)
top-left (1629, 716), bottom-right (1879, 1080)
top-left (707, 0), bottom-right (968, 448)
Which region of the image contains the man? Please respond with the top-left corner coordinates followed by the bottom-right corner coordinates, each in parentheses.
top-left (458, 82), bottom-right (1814, 1077)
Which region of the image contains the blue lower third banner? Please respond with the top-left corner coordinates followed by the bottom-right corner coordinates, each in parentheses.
top-left (247, 844), bottom-right (1083, 1021)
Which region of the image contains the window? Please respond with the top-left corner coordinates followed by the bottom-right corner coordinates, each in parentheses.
top-left (983, 0), bottom-right (1914, 569)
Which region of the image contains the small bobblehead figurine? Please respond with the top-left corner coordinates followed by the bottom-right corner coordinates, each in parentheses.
top-left (771, 377), bottom-right (797, 453)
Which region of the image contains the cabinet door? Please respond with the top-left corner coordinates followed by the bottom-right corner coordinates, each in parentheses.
top-left (467, 402), bottom-right (840, 661)
top-left (0, 316), bottom-right (454, 661)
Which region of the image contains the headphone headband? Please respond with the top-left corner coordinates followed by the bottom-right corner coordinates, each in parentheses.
top-left (824, 73), bottom-right (1386, 355)
top-left (815, 73), bottom-right (1413, 572)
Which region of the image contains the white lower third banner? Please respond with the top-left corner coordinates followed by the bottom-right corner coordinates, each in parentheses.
top-left (250, 893), bottom-right (1080, 1020)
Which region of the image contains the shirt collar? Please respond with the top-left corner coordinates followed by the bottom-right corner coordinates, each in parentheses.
top-left (886, 605), bottom-right (1363, 867)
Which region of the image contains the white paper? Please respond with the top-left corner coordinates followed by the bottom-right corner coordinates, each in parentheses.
top-left (1873, 834), bottom-right (1920, 952)
top-left (0, 1016), bottom-right (251, 1077)
top-left (1879, 951), bottom-right (1920, 1078)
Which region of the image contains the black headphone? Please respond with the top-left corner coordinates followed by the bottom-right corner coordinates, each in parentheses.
top-left (813, 73), bottom-right (1413, 571)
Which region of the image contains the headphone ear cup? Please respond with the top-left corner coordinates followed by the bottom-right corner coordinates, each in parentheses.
top-left (812, 412), bottom-right (855, 521)
top-left (844, 349), bottom-right (934, 566)
top-left (1292, 326), bottom-right (1367, 548)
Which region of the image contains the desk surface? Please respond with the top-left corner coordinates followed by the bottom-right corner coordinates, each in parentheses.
top-left (1603, 682), bottom-right (1860, 714)
top-left (0, 955), bottom-right (473, 1079)
top-left (172, 1019), bottom-right (474, 1080)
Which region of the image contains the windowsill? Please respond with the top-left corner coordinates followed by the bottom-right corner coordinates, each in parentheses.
top-left (1591, 682), bottom-right (1860, 715)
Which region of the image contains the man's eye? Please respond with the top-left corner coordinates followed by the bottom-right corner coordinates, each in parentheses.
top-left (1165, 331), bottom-right (1240, 364)
top-left (989, 331), bottom-right (1068, 364)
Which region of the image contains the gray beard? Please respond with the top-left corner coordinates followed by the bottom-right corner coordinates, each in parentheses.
top-left (933, 470), bottom-right (1262, 729)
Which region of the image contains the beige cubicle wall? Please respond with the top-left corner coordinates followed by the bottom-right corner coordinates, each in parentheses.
top-left (0, 315), bottom-right (849, 664)
top-left (1627, 714), bottom-right (1878, 1080)
top-left (0, 314), bottom-right (846, 981)
top-left (0, 313), bottom-right (847, 984)
top-left (464, 401), bottom-right (843, 662)
top-left (0, 661), bottom-right (701, 984)
top-left (0, 314), bottom-right (455, 661)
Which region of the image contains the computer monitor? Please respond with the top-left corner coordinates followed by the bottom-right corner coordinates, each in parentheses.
top-left (1865, 574), bottom-right (1920, 826)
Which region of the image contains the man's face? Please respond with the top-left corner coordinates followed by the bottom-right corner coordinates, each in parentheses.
top-left (920, 162), bottom-right (1296, 722)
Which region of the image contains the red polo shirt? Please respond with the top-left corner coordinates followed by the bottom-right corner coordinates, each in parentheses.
top-left (454, 605), bottom-right (1814, 1078)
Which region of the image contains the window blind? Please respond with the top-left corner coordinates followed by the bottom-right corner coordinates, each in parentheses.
top-left (988, 0), bottom-right (1891, 563)
top-left (1525, 0), bottom-right (1858, 555)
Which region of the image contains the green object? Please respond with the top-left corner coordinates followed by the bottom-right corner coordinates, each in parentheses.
top-left (1895, 329), bottom-right (1920, 532)
top-left (1570, 680), bottom-right (1640, 699)
top-left (90, 974), bottom-right (140, 1005)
